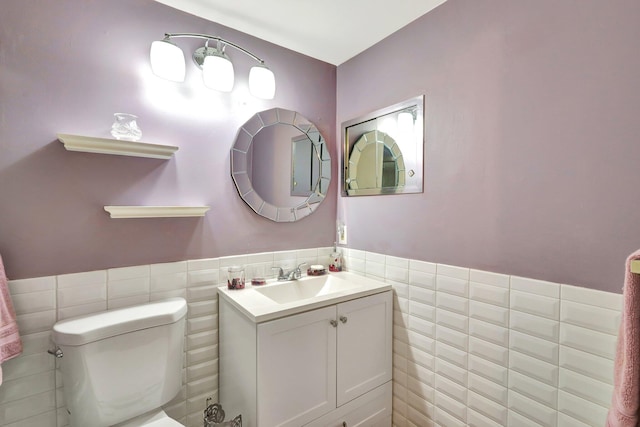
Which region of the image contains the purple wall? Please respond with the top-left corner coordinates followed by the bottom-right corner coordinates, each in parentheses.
top-left (3, 0), bottom-right (639, 293)
top-left (337, 0), bottom-right (640, 293)
top-left (0, 0), bottom-right (337, 279)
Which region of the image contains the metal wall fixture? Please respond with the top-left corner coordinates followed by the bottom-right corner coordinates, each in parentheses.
top-left (150, 32), bottom-right (276, 99)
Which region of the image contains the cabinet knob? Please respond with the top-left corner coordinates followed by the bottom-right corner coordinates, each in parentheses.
top-left (342, 422), bottom-right (347, 427)
top-left (330, 319), bottom-right (338, 327)
top-left (339, 315), bottom-right (348, 324)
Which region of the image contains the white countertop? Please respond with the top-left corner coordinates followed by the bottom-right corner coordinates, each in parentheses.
top-left (217, 271), bottom-right (392, 323)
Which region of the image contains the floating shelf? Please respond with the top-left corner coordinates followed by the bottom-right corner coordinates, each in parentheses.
top-left (58, 134), bottom-right (178, 159)
top-left (104, 206), bottom-right (210, 218)
top-left (632, 260), bottom-right (640, 274)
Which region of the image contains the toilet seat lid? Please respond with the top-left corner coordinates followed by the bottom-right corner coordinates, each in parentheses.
top-left (53, 298), bottom-right (187, 346)
top-left (141, 417), bottom-right (184, 427)
top-left (114, 409), bottom-right (185, 427)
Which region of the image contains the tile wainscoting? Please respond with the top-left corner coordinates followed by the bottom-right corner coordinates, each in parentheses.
top-left (0, 246), bottom-right (622, 427)
top-left (0, 248), bottom-right (334, 427)
top-left (341, 249), bottom-right (622, 427)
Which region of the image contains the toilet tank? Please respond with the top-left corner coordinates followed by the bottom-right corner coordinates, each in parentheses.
top-left (52, 298), bottom-right (187, 427)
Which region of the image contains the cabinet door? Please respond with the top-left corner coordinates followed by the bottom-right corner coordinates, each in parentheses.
top-left (336, 291), bottom-right (393, 406)
top-left (257, 305), bottom-right (337, 427)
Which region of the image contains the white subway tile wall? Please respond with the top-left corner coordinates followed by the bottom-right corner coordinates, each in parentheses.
top-left (342, 250), bottom-right (623, 427)
top-left (2, 248), bottom-right (331, 427)
top-left (2, 247), bottom-right (622, 427)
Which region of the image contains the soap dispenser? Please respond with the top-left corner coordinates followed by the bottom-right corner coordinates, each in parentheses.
top-left (328, 242), bottom-right (343, 272)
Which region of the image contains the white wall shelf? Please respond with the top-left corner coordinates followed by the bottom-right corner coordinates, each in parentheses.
top-left (104, 206), bottom-right (210, 218)
top-left (58, 133), bottom-right (178, 159)
top-left (632, 260), bottom-right (640, 274)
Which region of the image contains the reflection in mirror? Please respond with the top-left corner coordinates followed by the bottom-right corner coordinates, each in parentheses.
top-left (342, 95), bottom-right (424, 196)
top-left (291, 134), bottom-right (324, 196)
top-left (348, 130), bottom-right (406, 190)
top-left (231, 108), bottom-right (331, 222)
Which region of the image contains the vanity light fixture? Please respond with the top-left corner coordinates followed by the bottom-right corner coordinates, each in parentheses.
top-left (150, 32), bottom-right (276, 99)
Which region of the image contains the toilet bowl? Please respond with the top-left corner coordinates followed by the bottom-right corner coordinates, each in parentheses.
top-left (52, 298), bottom-right (188, 427)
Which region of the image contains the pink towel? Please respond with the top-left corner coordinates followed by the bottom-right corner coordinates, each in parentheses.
top-left (0, 254), bottom-right (22, 386)
top-left (607, 249), bottom-right (640, 427)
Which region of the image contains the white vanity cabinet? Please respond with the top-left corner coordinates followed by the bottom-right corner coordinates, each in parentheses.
top-left (219, 290), bottom-right (393, 427)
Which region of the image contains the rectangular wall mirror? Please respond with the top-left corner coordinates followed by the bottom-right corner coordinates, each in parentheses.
top-left (342, 95), bottom-right (424, 196)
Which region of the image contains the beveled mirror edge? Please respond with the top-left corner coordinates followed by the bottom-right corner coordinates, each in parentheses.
top-left (230, 107), bottom-right (332, 222)
top-left (341, 94), bottom-right (425, 197)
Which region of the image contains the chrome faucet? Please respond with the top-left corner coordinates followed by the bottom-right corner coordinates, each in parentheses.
top-left (273, 263), bottom-right (307, 281)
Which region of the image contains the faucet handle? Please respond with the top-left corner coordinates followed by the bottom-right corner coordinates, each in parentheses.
top-left (294, 262), bottom-right (307, 279)
top-left (271, 266), bottom-right (284, 279)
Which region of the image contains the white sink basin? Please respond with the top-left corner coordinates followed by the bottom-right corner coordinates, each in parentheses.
top-left (217, 271), bottom-right (391, 323)
top-left (254, 275), bottom-right (361, 304)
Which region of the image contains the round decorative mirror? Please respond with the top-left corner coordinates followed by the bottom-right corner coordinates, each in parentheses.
top-left (231, 108), bottom-right (331, 222)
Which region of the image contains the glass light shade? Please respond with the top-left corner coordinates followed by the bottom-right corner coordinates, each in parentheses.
top-left (397, 112), bottom-right (414, 133)
top-left (149, 40), bottom-right (186, 82)
top-left (249, 65), bottom-right (276, 99)
top-left (203, 52), bottom-right (234, 92)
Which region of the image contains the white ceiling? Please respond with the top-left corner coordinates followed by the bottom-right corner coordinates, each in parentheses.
top-left (153, 0), bottom-right (447, 65)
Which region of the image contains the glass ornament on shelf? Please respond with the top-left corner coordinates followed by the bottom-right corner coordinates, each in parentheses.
top-left (110, 113), bottom-right (142, 141)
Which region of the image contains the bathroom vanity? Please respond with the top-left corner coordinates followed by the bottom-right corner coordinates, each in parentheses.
top-left (218, 272), bottom-right (393, 427)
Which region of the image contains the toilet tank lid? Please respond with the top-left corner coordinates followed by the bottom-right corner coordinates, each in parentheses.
top-left (52, 298), bottom-right (187, 346)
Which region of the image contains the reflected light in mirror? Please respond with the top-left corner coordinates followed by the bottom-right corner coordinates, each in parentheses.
top-left (396, 111), bottom-right (415, 157)
top-left (397, 112), bottom-right (414, 134)
top-left (378, 117), bottom-right (397, 139)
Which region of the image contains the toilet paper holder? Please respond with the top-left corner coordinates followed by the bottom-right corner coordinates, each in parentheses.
top-left (203, 398), bottom-right (242, 427)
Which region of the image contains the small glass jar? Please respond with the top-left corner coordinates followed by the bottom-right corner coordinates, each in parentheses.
top-left (227, 266), bottom-right (245, 290)
top-left (110, 113), bottom-right (142, 141)
top-left (328, 251), bottom-right (342, 272)
top-left (250, 264), bottom-right (266, 286)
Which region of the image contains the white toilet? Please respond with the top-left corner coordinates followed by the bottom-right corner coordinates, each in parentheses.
top-left (52, 298), bottom-right (188, 427)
